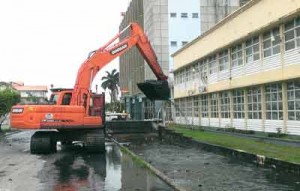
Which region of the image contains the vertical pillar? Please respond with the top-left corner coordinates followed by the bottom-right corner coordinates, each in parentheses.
top-left (261, 85), bottom-right (266, 132)
top-left (282, 82), bottom-right (288, 133)
top-left (229, 91), bottom-right (233, 128)
top-left (217, 93), bottom-right (221, 128)
top-left (244, 89), bottom-right (248, 130)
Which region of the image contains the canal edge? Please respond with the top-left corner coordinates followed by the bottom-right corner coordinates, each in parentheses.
top-left (110, 138), bottom-right (186, 191)
top-left (163, 128), bottom-right (300, 175)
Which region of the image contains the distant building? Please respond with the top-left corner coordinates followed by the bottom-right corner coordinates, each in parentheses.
top-left (11, 82), bottom-right (48, 104)
top-left (119, 0), bottom-right (247, 120)
top-left (172, 0), bottom-right (300, 135)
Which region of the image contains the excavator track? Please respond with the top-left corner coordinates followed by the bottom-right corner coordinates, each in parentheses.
top-left (30, 131), bottom-right (57, 154)
top-left (85, 129), bottom-right (105, 153)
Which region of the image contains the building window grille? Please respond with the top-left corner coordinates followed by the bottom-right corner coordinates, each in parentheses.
top-left (185, 68), bottom-right (188, 82)
top-left (181, 13), bottom-right (188, 18)
top-left (192, 13), bottom-right (199, 18)
top-left (200, 59), bottom-right (208, 81)
top-left (233, 89), bottom-right (245, 119)
top-left (170, 41), bottom-right (177, 47)
top-left (218, 50), bottom-right (229, 71)
top-left (186, 97), bottom-right (193, 117)
top-left (220, 92), bottom-right (230, 118)
top-left (182, 41), bottom-right (188, 46)
top-left (170, 12), bottom-right (177, 18)
top-left (265, 83), bottom-right (283, 120)
top-left (263, 27), bottom-right (281, 58)
top-left (181, 98), bottom-right (186, 117)
top-left (284, 17), bottom-right (300, 51)
top-left (231, 44), bottom-right (243, 67)
top-left (247, 86), bottom-right (262, 119)
top-left (208, 55), bottom-right (217, 74)
top-left (193, 96), bottom-right (199, 117)
top-left (201, 94), bottom-right (208, 118)
top-left (287, 80), bottom-right (300, 120)
top-left (245, 36), bottom-right (260, 63)
top-left (175, 99), bottom-right (180, 117)
top-left (210, 93), bottom-right (218, 118)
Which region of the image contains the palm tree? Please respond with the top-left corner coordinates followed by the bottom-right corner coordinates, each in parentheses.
top-left (101, 69), bottom-right (119, 105)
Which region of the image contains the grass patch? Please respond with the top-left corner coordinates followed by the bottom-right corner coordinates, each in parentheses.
top-left (168, 125), bottom-right (300, 164)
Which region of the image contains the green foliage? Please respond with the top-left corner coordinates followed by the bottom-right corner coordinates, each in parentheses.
top-left (105, 101), bottom-right (124, 113)
top-left (0, 89), bottom-right (20, 116)
top-left (101, 69), bottom-right (119, 103)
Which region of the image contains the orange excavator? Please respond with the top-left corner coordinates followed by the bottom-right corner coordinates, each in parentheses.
top-left (10, 22), bottom-right (170, 154)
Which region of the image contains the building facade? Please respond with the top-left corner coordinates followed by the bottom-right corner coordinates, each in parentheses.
top-left (119, 0), bottom-right (247, 120)
top-left (11, 82), bottom-right (48, 104)
top-left (172, 0), bottom-right (300, 135)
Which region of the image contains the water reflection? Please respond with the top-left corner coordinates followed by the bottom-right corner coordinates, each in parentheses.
top-left (41, 143), bottom-right (172, 191)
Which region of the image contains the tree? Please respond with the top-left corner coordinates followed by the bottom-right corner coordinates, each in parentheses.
top-left (0, 89), bottom-right (20, 116)
top-left (101, 69), bottom-right (119, 111)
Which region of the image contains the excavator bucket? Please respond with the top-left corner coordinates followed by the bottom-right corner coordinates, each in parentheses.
top-left (137, 80), bottom-right (170, 101)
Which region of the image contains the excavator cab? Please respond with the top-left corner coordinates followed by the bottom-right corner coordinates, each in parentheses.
top-left (137, 80), bottom-right (170, 101)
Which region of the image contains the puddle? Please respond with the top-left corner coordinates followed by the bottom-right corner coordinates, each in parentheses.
top-left (39, 143), bottom-right (173, 191)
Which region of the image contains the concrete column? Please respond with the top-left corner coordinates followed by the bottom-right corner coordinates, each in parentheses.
top-left (282, 82), bottom-right (288, 133)
top-left (260, 85), bottom-right (266, 132)
top-left (217, 92), bottom-right (221, 128)
top-left (208, 94), bottom-right (211, 126)
top-left (244, 89), bottom-right (249, 130)
top-left (229, 91), bottom-right (233, 127)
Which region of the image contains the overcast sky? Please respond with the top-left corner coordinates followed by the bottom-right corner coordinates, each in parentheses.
top-left (0, 0), bottom-right (130, 92)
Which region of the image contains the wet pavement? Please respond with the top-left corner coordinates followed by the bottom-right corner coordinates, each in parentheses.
top-left (0, 131), bottom-right (172, 191)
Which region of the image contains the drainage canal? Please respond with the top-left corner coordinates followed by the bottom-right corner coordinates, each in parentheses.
top-left (113, 134), bottom-right (300, 191)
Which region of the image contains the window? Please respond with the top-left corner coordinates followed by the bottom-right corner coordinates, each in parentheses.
top-left (218, 50), bottom-right (229, 71)
top-left (181, 98), bottom-right (186, 117)
top-left (200, 59), bottom-right (207, 83)
top-left (231, 44), bottom-right (243, 67)
top-left (284, 17), bottom-right (300, 51)
top-left (171, 41), bottom-right (177, 47)
top-left (220, 92), bottom-right (230, 118)
top-left (247, 87), bottom-right (262, 119)
top-left (175, 99), bottom-right (180, 117)
top-left (170, 12), bottom-right (177, 18)
top-left (210, 93), bottom-right (218, 118)
top-left (265, 83), bottom-right (283, 120)
top-left (245, 36), bottom-right (260, 63)
top-left (233, 89), bottom-right (245, 119)
top-left (287, 80), bottom-right (300, 120)
top-left (263, 27), bottom-right (281, 57)
top-left (194, 96), bottom-right (199, 117)
top-left (200, 59), bottom-right (208, 82)
top-left (181, 13), bottom-right (188, 18)
top-left (201, 95), bottom-right (208, 118)
top-left (182, 41), bottom-right (188, 46)
top-left (186, 97), bottom-right (193, 117)
top-left (192, 13), bottom-right (199, 18)
top-left (208, 55), bottom-right (217, 74)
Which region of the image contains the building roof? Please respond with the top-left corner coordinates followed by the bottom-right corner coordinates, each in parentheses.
top-left (12, 85), bottom-right (48, 92)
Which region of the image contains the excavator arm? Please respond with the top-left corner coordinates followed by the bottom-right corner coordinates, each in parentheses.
top-left (70, 22), bottom-right (169, 106)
